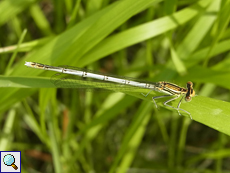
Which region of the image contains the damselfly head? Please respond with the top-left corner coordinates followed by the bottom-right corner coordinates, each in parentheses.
top-left (185, 81), bottom-right (195, 102)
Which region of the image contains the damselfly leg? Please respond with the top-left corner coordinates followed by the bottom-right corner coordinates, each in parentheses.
top-left (141, 90), bottom-right (152, 97)
top-left (152, 94), bottom-right (193, 119)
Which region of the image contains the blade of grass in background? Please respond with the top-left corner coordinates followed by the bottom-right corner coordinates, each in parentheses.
top-left (0, 0), bottom-right (37, 25)
top-left (109, 101), bottom-right (152, 173)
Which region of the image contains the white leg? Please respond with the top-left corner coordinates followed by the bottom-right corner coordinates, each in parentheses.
top-left (152, 95), bottom-right (192, 119)
top-left (152, 95), bottom-right (172, 109)
top-left (141, 89), bottom-right (152, 97)
top-left (163, 95), bottom-right (192, 119)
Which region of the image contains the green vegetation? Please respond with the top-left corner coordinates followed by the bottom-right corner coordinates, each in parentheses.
top-left (1, 0), bottom-right (230, 172)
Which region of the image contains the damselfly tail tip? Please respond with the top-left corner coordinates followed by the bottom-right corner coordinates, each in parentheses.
top-left (24, 61), bottom-right (30, 66)
top-left (24, 61), bottom-right (36, 67)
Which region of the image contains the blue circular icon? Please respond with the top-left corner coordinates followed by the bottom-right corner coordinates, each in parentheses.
top-left (3, 154), bottom-right (15, 166)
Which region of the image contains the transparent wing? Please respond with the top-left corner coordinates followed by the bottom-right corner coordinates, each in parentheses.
top-left (50, 66), bottom-right (157, 93)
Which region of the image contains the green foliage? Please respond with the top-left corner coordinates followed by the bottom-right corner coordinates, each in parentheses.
top-left (1, 0), bottom-right (230, 172)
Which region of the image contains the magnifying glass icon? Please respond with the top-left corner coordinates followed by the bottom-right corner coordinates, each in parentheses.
top-left (3, 154), bottom-right (18, 170)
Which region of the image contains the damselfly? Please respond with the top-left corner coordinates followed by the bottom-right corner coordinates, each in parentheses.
top-left (25, 62), bottom-right (196, 119)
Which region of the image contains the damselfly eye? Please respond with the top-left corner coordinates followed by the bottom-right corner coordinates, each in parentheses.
top-left (187, 81), bottom-right (193, 88)
top-left (191, 89), bottom-right (195, 97)
top-left (185, 96), bottom-right (191, 102)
